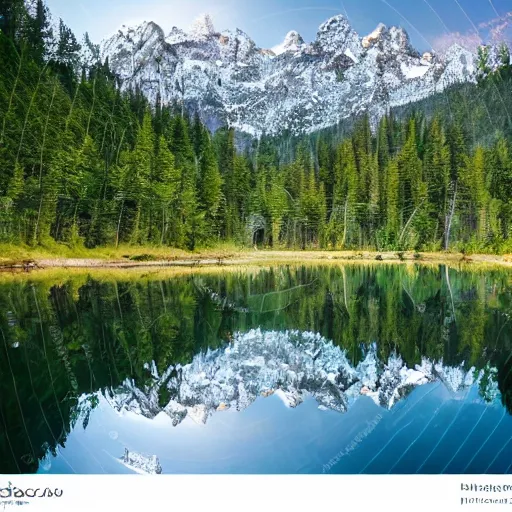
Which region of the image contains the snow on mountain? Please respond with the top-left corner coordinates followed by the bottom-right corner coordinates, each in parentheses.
top-left (165, 26), bottom-right (189, 45)
top-left (100, 13), bottom-right (482, 136)
top-left (272, 30), bottom-right (305, 56)
top-left (101, 329), bottom-right (500, 427)
top-left (401, 62), bottom-right (430, 79)
top-left (362, 23), bottom-right (386, 49)
top-left (315, 14), bottom-right (364, 68)
top-left (119, 449), bottom-right (162, 475)
top-left (190, 13), bottom-right (217, 40)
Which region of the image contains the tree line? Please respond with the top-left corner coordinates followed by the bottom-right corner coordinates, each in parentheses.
top-left (1, 0), bottom-right (512, 252)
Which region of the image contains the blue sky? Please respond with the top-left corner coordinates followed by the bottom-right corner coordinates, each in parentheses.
top-left (45, 0), bottom-right (511, 51)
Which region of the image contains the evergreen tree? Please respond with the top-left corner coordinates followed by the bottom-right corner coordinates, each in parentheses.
top-left (423, 116), bottom-right (450, 245)
top-left (499, 43), bottom-right (510, 69)
top-left (396, 118), bottom-right (427, 247)
top-left (51, 19), bottom-right (81, 92)
top-left (477, 45), bottom-right (491, 82)
top-left (376, 114), bottom-right (391, 218)
top-left (1, 0), bottom-right (512, 255)
top-left (329, 139), bottom-right (357, 248)
top-left (385, 158), bottom-right (400, 244)
top-left (0, 0), bottom-right (25, 41)
top-left (198, 130), bottom-right (223, 240)
top-left (26, 0), bottom-right (53, 63)
top-left (267, 168), bottom-right (288, 247)
top-left (126, 109), bottom-right (154, 244)
top-left (169, 114), bottom-right (199, 249)
top-left (459, 146), bottom-right (489, 242)
top-left (154, 135), bottom-right (180, 244)
top-left (216, 128), bottom-right (236, 239)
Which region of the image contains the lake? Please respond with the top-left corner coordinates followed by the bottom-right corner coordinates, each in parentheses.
top-left (1, 263), bottom-right (512, 475)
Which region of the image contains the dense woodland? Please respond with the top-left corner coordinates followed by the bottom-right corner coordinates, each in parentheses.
top-left (2, 1), bottom-right (512, 253)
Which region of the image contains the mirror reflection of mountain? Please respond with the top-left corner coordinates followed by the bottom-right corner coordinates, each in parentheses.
top-left (105, 329), bottom-right (501, 425)
top-left (1, 264), bottom-right (512, 474)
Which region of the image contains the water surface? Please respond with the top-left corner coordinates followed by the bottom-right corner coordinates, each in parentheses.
top-left (1, 264), bottom-right (511, 474)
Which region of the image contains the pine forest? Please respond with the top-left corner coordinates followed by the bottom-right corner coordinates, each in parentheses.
top-left (2, 0), bottom-right (512, 255)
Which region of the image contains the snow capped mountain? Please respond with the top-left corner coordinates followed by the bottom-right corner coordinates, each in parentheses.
top-left (315, 14), bottom-right (364, 68)
top-left (101, 329), bottom-right (500, 427)
top-left (189, 13), bottom-right (217, 40)
top-left (119, 449), bottom-right (162, 475)
top-left (272, 31), bottom-right (305, 56)
top-left (100, 13), bottom-right (480, 136)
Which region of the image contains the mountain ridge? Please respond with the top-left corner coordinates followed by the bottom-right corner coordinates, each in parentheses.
top-left (99, 13), bottom-right (485, 136)
top-left (101, 329), bottom-right (500, 428)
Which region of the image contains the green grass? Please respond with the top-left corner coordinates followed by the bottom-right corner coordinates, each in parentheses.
top-left (0, 241), bottom-right (246, 264)
top-left (0, 257), bottom-right (509, 287)
top-left (1, 241), bottom-right (512, 277)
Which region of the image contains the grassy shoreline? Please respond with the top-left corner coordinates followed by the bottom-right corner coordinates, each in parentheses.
top-left (1, 243), bottom-right (512, 273)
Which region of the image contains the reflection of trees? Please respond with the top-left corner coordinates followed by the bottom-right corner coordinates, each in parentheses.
top-left (1, 264), bottom-right (512, 473)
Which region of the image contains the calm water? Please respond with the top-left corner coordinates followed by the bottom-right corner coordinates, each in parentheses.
top-left (1, 264), bottom-right (512, 475)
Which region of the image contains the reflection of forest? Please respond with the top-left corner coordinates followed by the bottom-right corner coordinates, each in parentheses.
top-left (1, 264), bottom-right (511, 474)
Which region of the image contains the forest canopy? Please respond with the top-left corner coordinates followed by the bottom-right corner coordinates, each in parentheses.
top-left (1, 0), bottom-right (512, 253)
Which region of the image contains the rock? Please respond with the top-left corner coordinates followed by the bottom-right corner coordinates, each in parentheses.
top-left (100, 13), bottom-right (482, 137)
top-left (164, 400), bottom-right (188, 427)
top-left (187, 404), bottom-right (209, 424)
top-left (274, 388), bottom-right (304, 408)
top-left (362, 23), bottom-right (386, 48)
top-left (422, 51), bottom-right (434, 63)
top-left (121, 449), bottom-right (162, 475)
top-left (272, 30), bottom-right (305, 56)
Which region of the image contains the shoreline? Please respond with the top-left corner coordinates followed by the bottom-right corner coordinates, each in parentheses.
top-left (2, 250), bottom-right (512, 272)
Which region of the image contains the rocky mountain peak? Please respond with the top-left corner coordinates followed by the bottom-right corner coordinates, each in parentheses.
top-left (285, 30), bottom-right (304, 44)
top-left (362, 23), bottom-right (387, 48)
top-left (190, 13), bottom-right (217, 39)
top-left (318, 14), bottom-right (352, 36)
top-left (422, 51), bottom-right (434, 63)
top-left (166, 26), bottom-right (188, 44)
top-left (272, 30), bottom-right (305, 56)
top-left (313, 14), bottom-right (363, 68)
top-left (120, 20), bottom-right (163, 39)
top-left (362, 23), bottom-right (416, 56)
top-left (316, 14), bottom-right (359, 50)
top-left (387, 26), bottom-right (416, 54)
top-left (101, 12), bottom-right (484, 136)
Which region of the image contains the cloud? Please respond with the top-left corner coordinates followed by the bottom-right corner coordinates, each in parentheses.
top-left (479, 12), bottom-right (512, 43)
top-left (431, 31), bottom-right (482, 54)
top-left (431, 11), bottom-right (512, 55)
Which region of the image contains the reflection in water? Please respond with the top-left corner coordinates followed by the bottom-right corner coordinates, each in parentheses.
top-left (104, 329), bottom-right (500, 425)
top-left (0, 264), bottom-right (512, 474)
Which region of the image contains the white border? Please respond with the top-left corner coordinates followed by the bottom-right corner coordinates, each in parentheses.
top-left (1, 475), bottom-right (512, 511)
